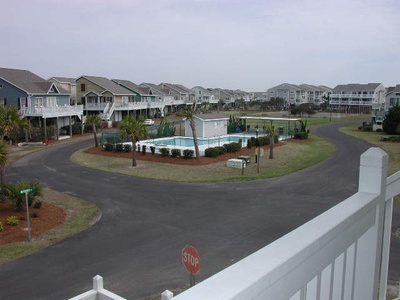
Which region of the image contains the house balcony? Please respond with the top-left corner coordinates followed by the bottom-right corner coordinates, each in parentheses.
top-left (84, 103), bottom-right (107, 111)
top-left (21, 105), bottom-right (83, 118)
top-left (330, 99), bottom-right (373, 106)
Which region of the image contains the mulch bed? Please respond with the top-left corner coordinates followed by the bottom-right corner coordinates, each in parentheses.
top-left (84, 139), bottom-right (312, 166)
top-left (0, 201), bottom-right (66, 245)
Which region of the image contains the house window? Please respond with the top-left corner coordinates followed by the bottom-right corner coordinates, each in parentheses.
top-left (47, 97), bottom-right (57, 107)
top-left (35, 97), bottom-right (44, 107)
top-left (0, 84), bottom-right (2, 89)
top-left (81, 83), bottom-right (86, 92)
top-left (0, 98), bottom-right (5, 105)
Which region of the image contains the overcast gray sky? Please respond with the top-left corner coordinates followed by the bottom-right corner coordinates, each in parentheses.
top-left (1, 0), bottom-right (399, 91)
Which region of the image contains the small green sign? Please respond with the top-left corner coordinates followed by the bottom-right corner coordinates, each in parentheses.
top-left (19, 188), bottom-right (35, 195)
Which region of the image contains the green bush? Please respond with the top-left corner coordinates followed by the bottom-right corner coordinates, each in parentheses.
top-left (215, 146), bottom-right (227, 155)
top-left (115, 143), bottom-right (124, 152)
top-left (171, 149), bottom-right (181, 157)
top-left (4, 181), bottom-right (43, 211)
top-left (183, 149), bottom-right (194, 159)
top-left (258, 136), bottom-right (269, 146)
top-left (0, 222), bottom-right (3, 232)
top-left (6, 216), bottom-right (19, 226)
top-left (205, 147), bottom-right (220, 157)
top-left (383, 105), bottom-right (400, 134)
top-left (159, 148), bottom-right (170, 157)
top-left (123, 144), bottom-right (132, 152)
top-left (247, 139), bottom-right (252, 148)
top-left (223, 142), bottom-right (241, 153)
top-left (294, 132), bottom-right (309, 140)
top-left (142, 145), bottom-right (147, 155)
top-left (150, 146), bottom-right (155, 155)
top-left (104, 143), bottom-right (115, 151)
top-left (381, 136), bottom-right (400, 142)
top-left (361, 122), bottom-right (373, 132)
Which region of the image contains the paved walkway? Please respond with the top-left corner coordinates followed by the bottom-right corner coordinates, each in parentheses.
top-left (0, 121), bottom-right (398, 299)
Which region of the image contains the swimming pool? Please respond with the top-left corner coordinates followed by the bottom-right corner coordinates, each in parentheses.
top-left (139, 135), bottom-right (252, 156)
top-left (151, 136), bottom-right (248, 147)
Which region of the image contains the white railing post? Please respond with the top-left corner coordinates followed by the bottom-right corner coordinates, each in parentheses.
top-left (354, 147), bottom-right (388, 299)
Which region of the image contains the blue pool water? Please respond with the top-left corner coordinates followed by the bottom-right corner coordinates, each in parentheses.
top-left (150, 135), bottom-right (248, 148)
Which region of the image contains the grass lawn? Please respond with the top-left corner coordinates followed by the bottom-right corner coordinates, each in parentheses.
top-left (339, 124), bottom-right (400, 207)
top-left (72, 134), bottom-right (333, 182)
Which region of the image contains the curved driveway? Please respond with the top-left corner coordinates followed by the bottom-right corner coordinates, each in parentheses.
top-left (0, 121), bottom-right (399, 299)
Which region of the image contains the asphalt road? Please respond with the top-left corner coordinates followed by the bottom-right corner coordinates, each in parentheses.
top-left (1, 121), bottom-right (399, 299)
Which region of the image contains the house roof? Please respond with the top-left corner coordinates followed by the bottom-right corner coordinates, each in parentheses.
top-left (140, 83), bottom-right (171, 96)
top-left (112, 79), bottom-right (152, 96)
top-left (78, 75), bottom-right (134, 95)
top-left (333, 83), bottom-right (382, 92)
top-left (385, 84), bottom-right (400, 96)
top-left (49, 77), bottom-right (76, 84)
top-left (160, 83), bottom-right (192, 94)
top-left (268, 83), bottom-right (302, 91)
top-left (0, 67), bottom-right (69, 94)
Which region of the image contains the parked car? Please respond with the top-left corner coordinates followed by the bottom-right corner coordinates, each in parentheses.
top-left (144, 119), bottom-right (155, 126)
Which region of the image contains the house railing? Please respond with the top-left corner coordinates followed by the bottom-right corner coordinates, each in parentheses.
top-left (170, 147), bottom-right (399, 300)
top-left (69, 148), bottom-right (400, 300)
top-left (21, 105), bottom-right (83, 118)
top-left (330, 100), bottom-right (374, 106)
top-left (84, 103), bottom-right (107, 110)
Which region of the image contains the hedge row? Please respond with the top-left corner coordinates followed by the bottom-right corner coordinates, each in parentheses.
top-left (204, 142), bottom-right (241, 158)
top-left (159, 148), bottom-right (194, 159)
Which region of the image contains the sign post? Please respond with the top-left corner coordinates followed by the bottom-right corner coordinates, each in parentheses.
top-left (182, 244), bottom-right (201, 287)
top-left (19, 188), bottom-right (35, 242)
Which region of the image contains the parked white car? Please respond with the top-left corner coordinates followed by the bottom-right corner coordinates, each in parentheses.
top-left (144, 119), bottom-right (155, 126)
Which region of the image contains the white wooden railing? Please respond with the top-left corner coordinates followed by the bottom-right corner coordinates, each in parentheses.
top-left (70, 148), bottom-right (400, 300)
top-left (21, 105), bottom-right (83, 118)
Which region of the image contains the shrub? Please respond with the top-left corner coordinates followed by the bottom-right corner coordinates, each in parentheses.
top-left (123, 144), bottom-right (132, 152)
top-left (247, 139), bottom-right (252, 148)
top-left (223, 142), bottom-right (241, 153)
top-left (205, 147), bottom-right (220, 158)
top-left (159, 148), bottom-right (170, 157)
top-left (215, 146), bottom-right (227, 155)
top-left (171, 149), bottom-right (181, 157)
top-left (4, 181), bottom-right (43, 211)
top-left (0, 222), bottom-right (3, 232)
top-left (294, 132), bottom-right (309, 140)
top-left (33, 200), bottom-right (42, 209)
top-left (383, 105), bottom-right (400, 134)
top-left (142, 145), bottom-right (147, 155)
top-left (183, 149), bottom-right (194, 159)
top-left (6, 216), bottom-right (19, 226)
top-left (381, 136), bottom-right (400, 142)
top-left (258, 136), bottom-right (269, 146)
top-left (115, 143), bottom-right (124, 152)
top-left (31, 212), bottom-right (39, 218)
top-left (361, 122), bottom-right (373, 132)
top-left (150, 146), bottom-right (155, 155)
top-left (104, 143), bottom-right (115, 151)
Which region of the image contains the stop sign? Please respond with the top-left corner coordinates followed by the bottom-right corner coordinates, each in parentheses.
top-left (182, 245), bottom-right (201, 275)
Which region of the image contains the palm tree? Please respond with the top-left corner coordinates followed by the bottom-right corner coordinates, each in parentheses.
top-left (0, 105), bottom-right (28, 141)
top-left (0, 140), bottom-right (8, 192)
top-left (85, 114), bottom-right (102, 147)
top-left (266, 120), bottom-right (277, 159)
top-left (119, 116), bottom-right (148, 167)
top-left (183, 104), bottom-right (200, 159)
